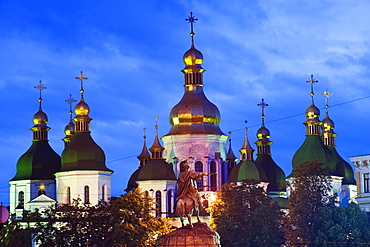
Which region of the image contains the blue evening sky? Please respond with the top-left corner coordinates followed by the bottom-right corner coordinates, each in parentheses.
top-left (1, 0), bottom-right (370, 205)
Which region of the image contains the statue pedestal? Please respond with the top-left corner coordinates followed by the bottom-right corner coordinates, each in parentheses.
top-left (158, 222), bottom-right (221, 247)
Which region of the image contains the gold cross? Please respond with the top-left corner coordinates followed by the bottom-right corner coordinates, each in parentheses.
top-left (65, 94), bottom-right (77, 118)
top-left (306, 74), bottom-right (318, 99)
top-left (321, 88), bottom-right (333, 109)
top-left (185, 12), bottom-right (198, 38)
top-left (34, 80), bottom-right (47, 102)
top-left (75, 71), bottom-right (88, 95)
top-left (155, 117), bottom-right (159, 129)
top-left (258, 99), bottom-right (268, 125)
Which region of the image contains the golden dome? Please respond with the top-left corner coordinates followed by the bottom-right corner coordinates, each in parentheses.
top-left (257, 126), bottom-right (270, 140)
top-left (166, 89), bottom-right (223, 135)
top-left (183, 43), bottom-right (203, 66)
top-left (75, 100), bottom-right (90, 116)
top-left (32, 109), bottom-right (48, 125)
top-left (64, 122), bottom-right (74, 136)
top-left (322, 113), bottom-right (334, 132)
top-left (305, 104), bottom-right (320, 120)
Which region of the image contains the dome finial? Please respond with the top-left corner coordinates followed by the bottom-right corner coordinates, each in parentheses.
top-left (75, 71), bottom-right (88, 99)
top-left (34, 80), bottom-right (47, 110)
top-left (322, 88), bottom-right (333, 114)
top-left (258, 98), bottom-right (268, 127)
top-left (65, 94), bottom-right (76, 123)
top-left (306, 74), bottom-right (318, 104)
top-left (185, 12), bottom-right (198, 44)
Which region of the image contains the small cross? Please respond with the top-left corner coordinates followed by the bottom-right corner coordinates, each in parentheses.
top-left (143, 128), bottom-right (147, 139)
top-left (321, 88), bottom-right (333, 109)
top-left (185, 12), bottom-right (198, 38)
top-left (306, 74), bottom-right (318, 99)
top-left (258, 99), bottom-right (268, 125)
top-left (75, 71), bottom-right (88, 95)
top-left (34, 80), bottom-right (47, 102)
top-left (244, 120), bottom-right (248, 131)
top-left (65, 94), bottom-right (76, 118)
top-left (155, 117), bottom-right (159, 129)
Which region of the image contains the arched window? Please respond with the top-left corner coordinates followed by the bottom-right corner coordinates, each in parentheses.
top-left (102, 185), bottom-right (105, 202)
top-left (84, 186), bottom-right (90, 204)
top-left (180, 161), bottom-right (187, 172)
top-left (167, 190), bottom-right (172, 216)
top-left (210, 161), bottom-right (217, 191)
top-left (18, 191), bottom-right (24, 208)
top-left (67, 187), bottom-right (71, 204)
top-left (195, 161), bottom-right (203, 191)
top-left (155, 191), bottom-right (162, 217)
top-left (144, 191), bottom-right (149, 208)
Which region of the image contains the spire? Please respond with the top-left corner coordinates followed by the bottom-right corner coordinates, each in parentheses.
top-left (182, 12), bottom-right (205, 89)
top-left (227, 132), bottom-right (237, 162)
top-left (31, 80), bottom-right (49, 141)
top-left (73, 71), bottom-right (92, 132)
top-left (185, 12), bottom-right (198, 45)
top-left (137, 128), bottom-right (150, 167)
top-left (149, 118), bottom-right (165, 159)
top-left (256, 99), bottom-right (272, 155)
top-left (257, 98), bottom-right (268, 127)
top-left (239, 122), bottom-right (254, 161)
top-left (321, 89), bottom-right (336, 146)
top-left (62, 94), bottom-right (76, 146)
top-left (306, 74), bottom-right (318, 105)
top-left (304, 74), bottom-right (321, 135)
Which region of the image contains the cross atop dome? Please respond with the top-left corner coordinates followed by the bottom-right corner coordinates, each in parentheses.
top-left (34, 80), bottom-right (47, 103)
top-left (65, 94), bottom-right (76, 120)
top-left (185, 12), bottom-right (198, 41)
top-left (322, 88), bottom-right (333, 110)
top-left (306, 74), bottom-right (318, 104)
top-left (75, 71), bottom-right (88, 97)
top-left (258, 98), bottom-right (268, 126)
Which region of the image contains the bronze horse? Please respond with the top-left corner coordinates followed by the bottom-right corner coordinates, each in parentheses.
top-left (176, 196), bottom-right (201, 228)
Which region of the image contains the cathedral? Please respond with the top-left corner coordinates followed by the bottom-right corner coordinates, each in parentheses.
top-left (8, 13), bottom-right (358, 221)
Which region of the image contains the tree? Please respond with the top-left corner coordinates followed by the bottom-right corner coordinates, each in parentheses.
top-left (0, 220), bottom-right (32, 247)
top-left (210, 179), bottom-right (284, 247)
top-left (315, 202), bottom-right (370, 246)
top-left (285, 160), bottom-right (335, 246)
top-left (28, 188), bottom-right (173, 247)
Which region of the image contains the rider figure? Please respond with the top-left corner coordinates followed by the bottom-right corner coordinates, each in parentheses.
top-left (176, 163), bottom-right (212, 209)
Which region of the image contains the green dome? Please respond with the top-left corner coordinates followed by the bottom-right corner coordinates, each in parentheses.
top-left (60, 132), bottom-right (112, 172)
top-left (290, 135), bottom-right (336, 177)
top-left (327, 146), bottom-right (356, 185)
top-left (136, 159), bottom-right (176, 181)
top-left (255, 154), bottom-right (286, 191)
top-left (228, 160), bottom-right (268, 183)
top-left (11, 141), bottom-right (61, 181)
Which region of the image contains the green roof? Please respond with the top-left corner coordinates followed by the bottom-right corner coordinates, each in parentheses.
top-left (290, 135), bottom-right (336, 177)
top-left (60, 132), bottom-right (112, 172)
top-left (11, 141), bottom-right (61, 181)
top-left (327, 146), bottom-right (356, 185)
top-left (228, 160), bottom-right (268, 183)
top-left (136, 159), bottom-right (176, 181)
top-left (125, 168), bottom-right (141, 192)
top-left (255, 154), bottom-right (286, 191)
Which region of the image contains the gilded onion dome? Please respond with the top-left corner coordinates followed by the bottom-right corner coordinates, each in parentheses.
top-left (164, 14), bottom-right (224, 136)
top-left (11, 81), bottom-right (61, 181)
top-left (62, 94), bottom-right (76, 147)
top-left (60, 72), bottom-right (112, 173)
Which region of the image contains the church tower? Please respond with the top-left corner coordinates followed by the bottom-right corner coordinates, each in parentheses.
top-left (290, 75), bottom-right (336, 175)
top-left (228, 126), bottom-right (268, 187)
top-left (136, 123), bottom-right (176, 217)
top-left (9, 81), bottom-right (61, 217)
top-left (56, 71), bottom-right (113, 205)
top-left (254, 99), bottom-right (286, 197)
top-left (161, 13), bottom-right (228, 194)
top-left (321, 89), bottom-right (356, 205)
